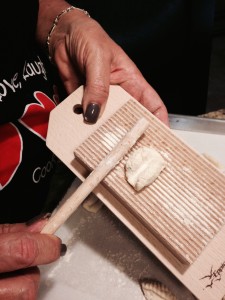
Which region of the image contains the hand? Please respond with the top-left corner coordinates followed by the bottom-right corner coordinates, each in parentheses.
top-left (38, 2), bottom-right (169, 125)
top-left (0, 219), bottom-right (63, 299)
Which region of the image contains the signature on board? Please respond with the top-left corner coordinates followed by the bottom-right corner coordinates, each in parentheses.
top-left (200, 261), bottom-right (225, 289)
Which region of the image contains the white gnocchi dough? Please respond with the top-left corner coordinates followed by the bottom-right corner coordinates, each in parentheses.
top-left (82, 194), bottom-right (103, 213)
top-left (125, 146), bottom-right (166, 191)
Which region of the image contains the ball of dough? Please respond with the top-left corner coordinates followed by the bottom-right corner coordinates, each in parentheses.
top-left (125, 146), bottom-right (166, 191)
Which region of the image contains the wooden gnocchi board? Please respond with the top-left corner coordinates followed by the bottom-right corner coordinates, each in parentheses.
top-left (47, 85), bottom-right (225, 300)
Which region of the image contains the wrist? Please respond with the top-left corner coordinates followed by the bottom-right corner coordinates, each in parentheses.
top-left (36, 0), bottom-right (90, 61)
top-left (37, 0), bottom-right (70, 46)
top-left (46, 6), bottom-right (90, 61)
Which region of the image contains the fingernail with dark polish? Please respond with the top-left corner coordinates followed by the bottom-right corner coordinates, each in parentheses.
top-left (84, 103), bottom-right (100, 124)
top-left (60, 244), bottom-right (67, 256)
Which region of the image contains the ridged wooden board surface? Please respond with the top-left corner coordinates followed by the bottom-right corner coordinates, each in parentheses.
top-left (74, 99), bottom-right (225, 265)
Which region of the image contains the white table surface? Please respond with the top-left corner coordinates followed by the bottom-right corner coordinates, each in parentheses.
top-left (38, 129), bottom-right (225, 300)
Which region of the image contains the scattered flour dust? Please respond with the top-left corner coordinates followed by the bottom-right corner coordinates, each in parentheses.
top-left (41, 208), bottom-right (146, 299)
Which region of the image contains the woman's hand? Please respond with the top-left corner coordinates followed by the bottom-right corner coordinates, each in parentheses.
top-left (37, 1), bottom-right (169, 125)
top-left (0, 219), bottom-right (63, 299)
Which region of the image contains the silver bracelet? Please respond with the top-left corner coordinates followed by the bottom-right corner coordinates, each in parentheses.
top-left (46, 6), bottom-right (90, 62)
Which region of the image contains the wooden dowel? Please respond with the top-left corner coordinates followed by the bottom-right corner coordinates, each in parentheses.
top-left (41, 117), bottom-right (149, 234)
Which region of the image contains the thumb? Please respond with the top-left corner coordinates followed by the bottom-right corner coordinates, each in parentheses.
top-left (82, 50), bottom-right (110, 124)
top-left (0, 232), bottom-right (62, 273)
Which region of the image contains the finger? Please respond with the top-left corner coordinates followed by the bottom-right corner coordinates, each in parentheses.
top-left (82, 45), bottom-right (111, 124)
top-left (0, 232), bottom-right (62, 273)
top-left (110, 61), bottom-right (169, 126)
top-left (125, 81), bottom-right (169, 126)
top-left (26, 213), bottom-right (52, 233)
top-left (0, 267), bottom-right (40, 300)
top-left (0, 214), bottom-right (51, 235)
top-left (27, 218), bottom-right (50, 233)
top-left (0, 223), bottom-right (28, 234)
top-left (136, 83), bottom-right (169, 126)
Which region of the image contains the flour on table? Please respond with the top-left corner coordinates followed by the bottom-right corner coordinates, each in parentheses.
top-left (125, 147), bottom-right (166, 191)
